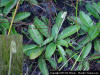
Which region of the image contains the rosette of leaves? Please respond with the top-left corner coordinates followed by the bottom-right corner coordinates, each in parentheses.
top-left (66, 2), bottom-right (100, 71)
top-left (23, 11), bottom-right (80, 74)
top-left (0, 0), bottom-right (31, 34)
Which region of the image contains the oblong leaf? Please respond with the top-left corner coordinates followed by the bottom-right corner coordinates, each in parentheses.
top-left (52, 11), bottom-right (67, 40)
top-left (57, 45), bottom-right (66, 56)
top-left (14, 12), bottom-right (30, 22)
top-left (75, 17), bottom-right (89, 32)
top-left (79, 11), bottom-right (93, 28)
top-left (3, 0), bottom-right (17, 16)
top-left (45, 42), bottom-right (56, 58)
top-left (69, 16), bottom-right (89, 32)
top-left (38, 56), bottom-right (49, 75)
top-left (88, 25), bottom-right (99, 40)
top-left (23, 44), bottom-right (37, 53)
top-left (80, 24), bottom-right (89, 32)
top-left (58, 25), bottom-right (80, 40)
top-left (29, 47), bottom-right (44, 59)
top-left (81, 42), bottom-right (92, 59)
top-left (86, 3), bottom-right (100, 19)
top-left (28, 25), bottom-right (43, 45)
top-left (34, 17), bottom-right (49, 37)
top-left (57, 45), bottom-right (68, 67)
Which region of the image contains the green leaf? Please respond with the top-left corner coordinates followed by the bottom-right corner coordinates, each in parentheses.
top-left (75, 36), bottom-right (90, 50)
top-left (45, 42), bottom-right (56, 58)
top-left (58, 25), bottom-right (80, 40)
top-left (93, 3), bottom-right (100, 15)
top-left (47, 58), bottom-right (57, 69)
top-left (0, 16), bottom-right (9, 29)
top-left (29, 0), bottom-right (38, 5)
top-left (57, 45), bottom-right (68, 67)
top-left (42, 36), bottom-right (53, 46)
top-left (94, 40), bottom-right (100, 53)
top-left (38, 56), bottom-right (49, 75)
top-left (29, 47), bottom-right (44, 59)
top-left (79, 11), bottom-right (93, 28)
top-left (86, 3), bottom-right (100, 19)
top-left (56, 39), bottom-right (68, 47)
top-left (96, 22), bottom-right (100, 31)
top-left (52, 25), bottom-right (59, 40)
top-left (76, 17), bottom-right (89, 32)
top-left (52, 11), bottom-right (67, 40)
top-left (98, 2), bottom-right (100, 6)
top-left (3, 0), bottom-right (18, 16)
top-left (88, 26), bottom-right (99, 40)
top-left (80, 24), bottom-right (89, 32)
top-left (14, 12), bottom-right (30, 22)
top-left (70, 16), bottom-right (88, 32)
top-left (0, 0), bottom-right (10, 7)
top-left (58, 56), bottom-right (63, 63)
top-left (97, 2), bottom-right (100, 14)
top-left (81, 42), bottom-right (92, 59)
top-left (23, 44), bottom-right (37, 53)
top-left (57, 45), bottom-right (66, 56)
top-left (28, 25), bottom-right (43, 45)
top-left (55, 11), bottom-right (67, 29)
top-left (34, 17), bottom-right (49, 37)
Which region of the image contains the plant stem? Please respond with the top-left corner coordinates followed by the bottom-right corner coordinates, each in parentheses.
top-left (8, 0), bottom-right (20, 35)
top-left (8, 51), bottom-right (12, 75)
top-left (71, 47), bottom-right (84, 71)
top-left (59, 52), bottom-right (78, 71)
